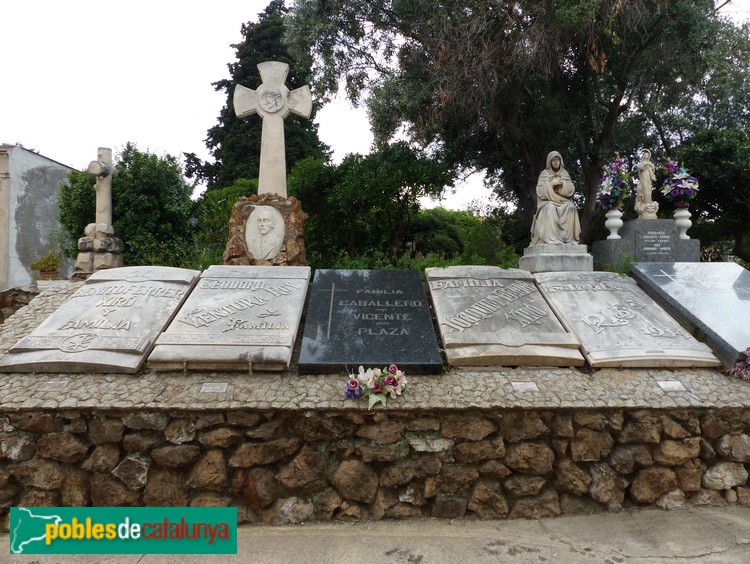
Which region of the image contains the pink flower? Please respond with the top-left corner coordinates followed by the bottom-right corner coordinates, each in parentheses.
top-left (372, 382), bottom-right (384, 394)
top-left (388, 364), bottom-right (398, 374)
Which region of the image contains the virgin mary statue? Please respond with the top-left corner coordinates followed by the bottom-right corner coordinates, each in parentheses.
top-left (530, 151), bottom-right (581, 245)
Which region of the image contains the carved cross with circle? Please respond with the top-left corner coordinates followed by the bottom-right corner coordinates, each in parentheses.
top-left (233, 61), bottom-right (313, 197)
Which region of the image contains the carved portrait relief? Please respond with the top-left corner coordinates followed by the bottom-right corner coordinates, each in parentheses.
top-left (245, 206), bottom-right (284, 261)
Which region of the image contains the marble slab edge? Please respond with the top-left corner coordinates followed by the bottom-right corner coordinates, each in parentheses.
top-left (445, 344), bottom-right (585, 367)
top-left (149, 345), bottom-right (292, 372)
top-left (630, 264), bottom-right (737, 367)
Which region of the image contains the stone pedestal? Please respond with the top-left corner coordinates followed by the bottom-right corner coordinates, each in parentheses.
top-left (224, 193), bottom-right (308, 266)
top-left (518, 244), bottom-right (593, 273)
top-left (75, 222), bottom-right (124, 275)
top-left (592, 219), bottom-right (699, 271)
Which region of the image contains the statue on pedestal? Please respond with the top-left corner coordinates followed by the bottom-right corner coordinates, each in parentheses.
top-left (635, 149), bottom-right (659, 220)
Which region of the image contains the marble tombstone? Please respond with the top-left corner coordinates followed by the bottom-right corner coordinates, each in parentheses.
top-left (631, 262), bottom-right (750, 366)
top-left (148, 265), bottom-right (310, 371)
top-left (0, 266), bottom-right (199, 373)
top-left (426, 266), bottom-right (583, 366)
top-left (298, 269), bottom-right (443, 373)
top-left (535, 271), bottom-right (720, 368)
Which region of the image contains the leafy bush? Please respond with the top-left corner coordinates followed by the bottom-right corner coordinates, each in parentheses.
top-left (58, 143), bottom-right (197, 268)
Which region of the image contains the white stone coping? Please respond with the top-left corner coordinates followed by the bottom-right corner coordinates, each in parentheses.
top-left (0, 367), bottom-right (747, 411)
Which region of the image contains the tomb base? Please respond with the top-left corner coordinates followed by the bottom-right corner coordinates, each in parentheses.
top-left (75, 222), bottom-right (124, 274)
top-left (592, 219), bottom-right (699, 271)
top-left (518, 243), bottom-right (593, 273)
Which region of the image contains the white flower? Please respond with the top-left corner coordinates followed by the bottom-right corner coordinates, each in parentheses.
top-left (599, 177), bottom-right (613, 194)
top-left (682, 179), bottom-right (699, 190)
top-left (357, 365), bottom-right (375, 387)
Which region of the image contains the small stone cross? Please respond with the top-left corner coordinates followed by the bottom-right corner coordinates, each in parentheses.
top-left (87, 147), bottom-right (113, 225)
top-left (653, 270), bottom-right (679, 282)
top-left (233, 61), bottom-right (313, 197)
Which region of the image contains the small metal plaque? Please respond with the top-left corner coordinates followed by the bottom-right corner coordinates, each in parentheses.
top-left (200, 382), bottom-right (228, 393)
top-left (38, 380), bottom-right (69, 391)
top-left (657, 380), bottom-right (686, 392)
top-left (511, 381), bottom-right (539, 392)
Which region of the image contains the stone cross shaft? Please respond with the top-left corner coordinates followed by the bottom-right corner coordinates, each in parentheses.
top-left (87, 147), bottom-right (113, 225)
top-left (233, 61), bottom-right (313, 197)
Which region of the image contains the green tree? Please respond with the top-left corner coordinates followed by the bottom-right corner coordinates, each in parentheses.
top-left (58, 143), bottom-right (196, 267)
top-left (288, 0), bottom-right (747, 242)
top-left (410, 207), bottom-right (519, 266)
top-left (289, 142), bottom-right (452, 265)
top-left (186, 0), bottom-right (330, 190)
top-left (193, 178), bottom-right (259, 268)
top-left (677, 128), bottom-right (750, 260)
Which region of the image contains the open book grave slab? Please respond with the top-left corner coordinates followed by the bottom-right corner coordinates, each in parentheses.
top-left (0, 266), bottom-right (199, 373)
top-left (148, 265), bottom-right (310, 371)
top-left (535, 271), bottom-right (720, 368)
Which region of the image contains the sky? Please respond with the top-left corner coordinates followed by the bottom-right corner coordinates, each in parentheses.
top-left (2, 1), bottom-right (749, 210)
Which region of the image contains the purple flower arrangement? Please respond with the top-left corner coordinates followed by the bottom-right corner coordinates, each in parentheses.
top-left (344, 364), bottom-right (408, 409)
top-left (660, 160), bottom-right (699, 206)
top-left (729, 347), bottom-right (750, 382)
top-left (596, 157), bottom-right (631, 212)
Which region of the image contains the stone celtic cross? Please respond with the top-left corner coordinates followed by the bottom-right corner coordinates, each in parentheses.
top-left (233, 61), bottom-right (313, 197)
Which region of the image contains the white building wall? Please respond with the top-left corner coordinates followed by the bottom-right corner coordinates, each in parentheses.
top-left (1, 145), bottom-right (73, 290)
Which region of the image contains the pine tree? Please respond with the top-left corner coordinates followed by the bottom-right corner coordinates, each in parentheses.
top-left (185, 0), bottom-right (329, 190)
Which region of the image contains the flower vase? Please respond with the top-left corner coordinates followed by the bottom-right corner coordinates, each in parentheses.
top-left (604, 208), bottom-right (624, 240)
top-left (673, 204), bottom-right (692, 239)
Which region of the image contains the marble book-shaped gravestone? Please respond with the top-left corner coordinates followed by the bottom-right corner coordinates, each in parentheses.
top-left (426, 266), bottom-right (583, 366)
top-left (148, 265), bottom-right (310, 371)
top-left (535, 271), bottom-right (720, 368)
top-left (631, 262), bottom-right (750, 366)
top-left (0, 266), bottom-right (199, 373)
top-left (298, 269), bottom-right (442, 373)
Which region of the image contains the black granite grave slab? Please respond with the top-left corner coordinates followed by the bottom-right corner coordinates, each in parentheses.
top-left (592, 219), bottom-right (699, 270)
top-left (298, 269), bottom-right (443, 373)
top-left (631, 262), bottom-right (750, 367)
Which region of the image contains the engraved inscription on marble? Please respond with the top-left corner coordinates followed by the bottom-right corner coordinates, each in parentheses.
top-left (640, 230), bottom-right (672, 257)
top-left (0, 266), bottom-right (200, 373)
top-left (426, 266), bottom-right (583, 367)
top-left (536, 271), bottom-right (720, 368)
top-left (298, 269), bottom-right (442, 373)
top-left (632, 262), bottom-right (750, 366)
top-left (147, 265), bottom-right (310, 371)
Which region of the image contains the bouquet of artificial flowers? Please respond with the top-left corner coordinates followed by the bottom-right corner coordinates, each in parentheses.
top-left (596, 157), bottom-right (631, 212)
top-left (345, 364), bottom-right (408, 409)
top-left (660, 160), bottom-right (699, 206)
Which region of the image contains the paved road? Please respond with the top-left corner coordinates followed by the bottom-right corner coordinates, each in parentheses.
top-left (2, 506), bottom-right (749, 563)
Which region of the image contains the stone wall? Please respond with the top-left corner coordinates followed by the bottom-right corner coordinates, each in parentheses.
top-left (2, 407), bottom-right (749, 529)
top-left (0, 283), bottom-right (38, 324)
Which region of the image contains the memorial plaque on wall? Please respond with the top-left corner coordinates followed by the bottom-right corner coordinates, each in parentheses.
top-left (148, 265), bottom-right (310, 371)
top-left (426, 266), bottom-right (583, 366)
top-left (0, 266), bottom-right (199, 373)
top-left (535, 271), bottom-right (720, 368)
top-left (632, 262), bottom-right (750, 366)
top-left (298, 269), bottom-right (442, 373)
